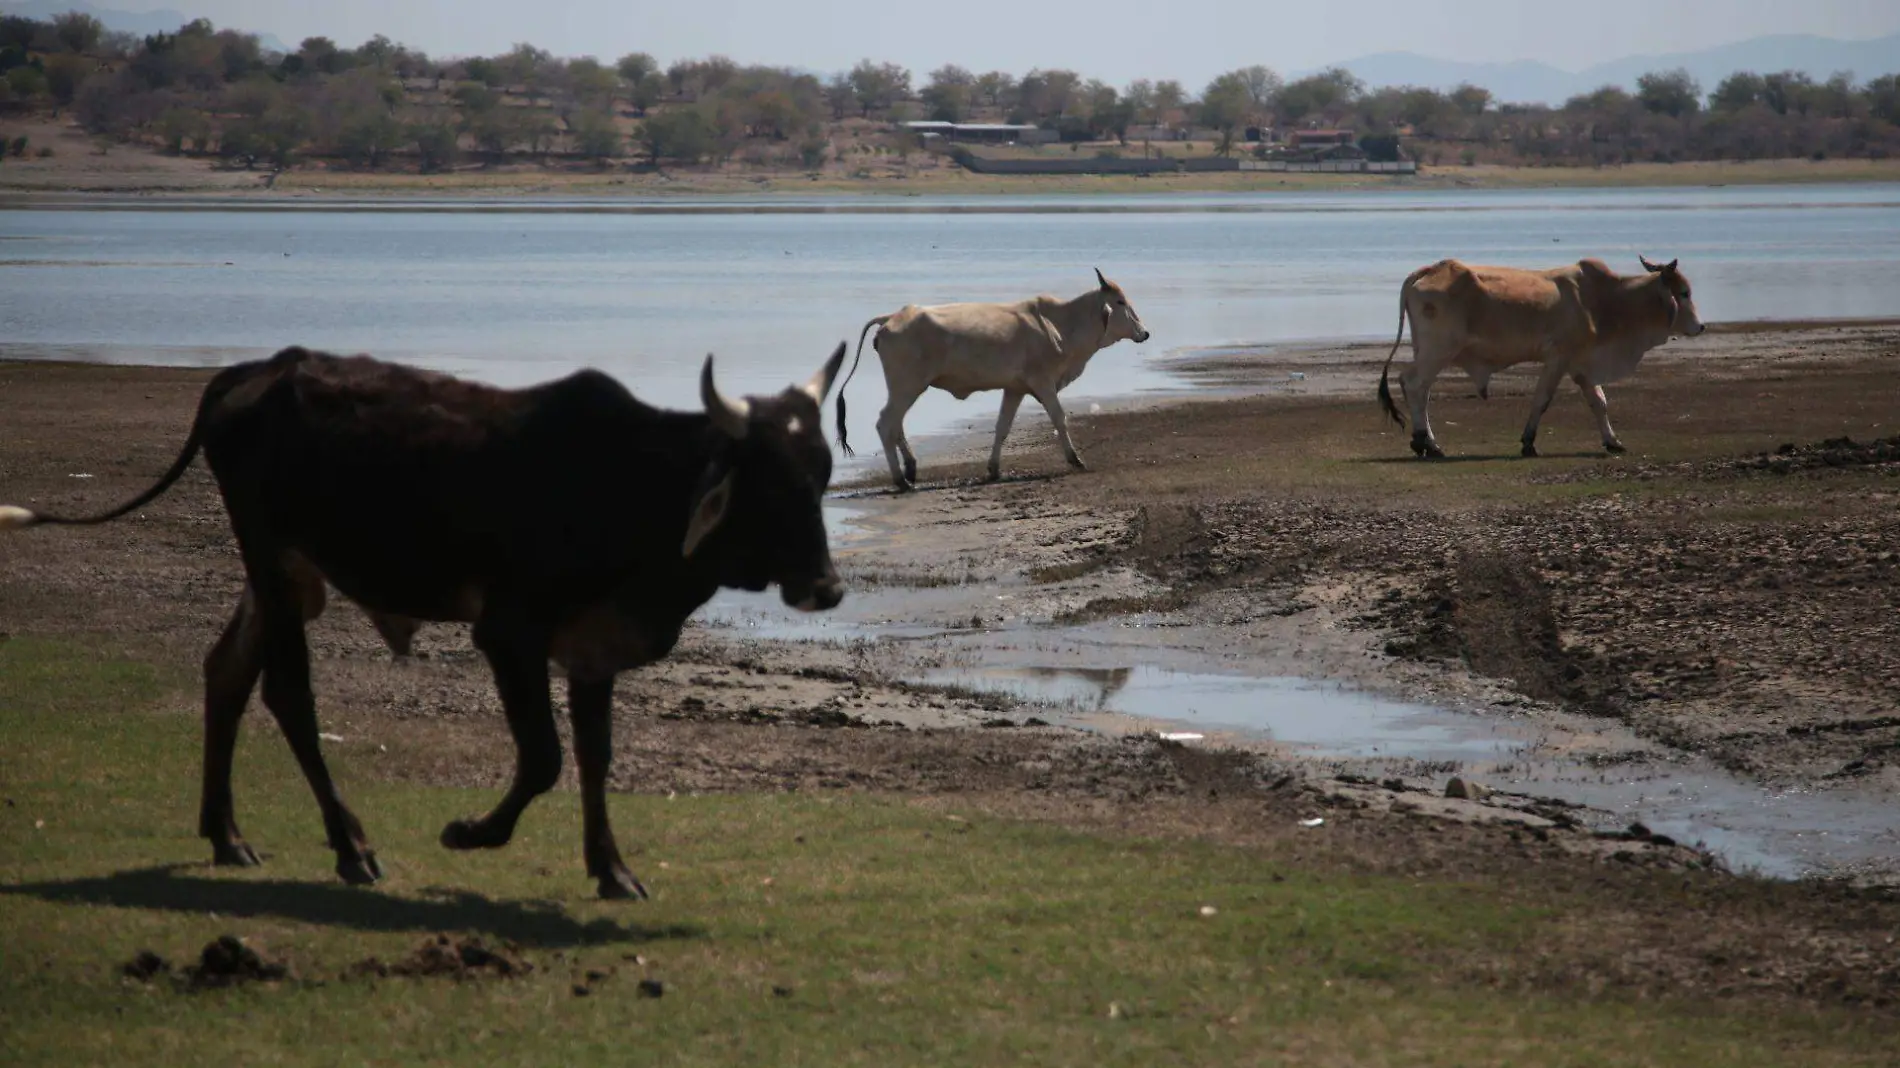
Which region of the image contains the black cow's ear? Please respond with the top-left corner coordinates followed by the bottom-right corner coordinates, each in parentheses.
top-left (682, 469), bottom-right (736, 557)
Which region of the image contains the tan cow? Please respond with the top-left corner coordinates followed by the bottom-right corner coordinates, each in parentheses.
top-left (835, 269), bottom-right (1151, 491)
top-left (1377, 256), bottom-right (1704, 458)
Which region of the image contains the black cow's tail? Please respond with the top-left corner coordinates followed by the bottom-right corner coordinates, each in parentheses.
top-left (835, 314), bottom-right (890, 458)
top-left (1377, 285), bottom-right (1412, 430)
top-left (0, 358), bottom-right (259, 532)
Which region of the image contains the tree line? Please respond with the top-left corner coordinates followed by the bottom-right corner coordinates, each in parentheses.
top-left (3, 10), bottom-right (1898, 170)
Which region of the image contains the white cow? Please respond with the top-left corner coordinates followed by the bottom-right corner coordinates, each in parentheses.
top-left (835, 270), bottom-right (1151, 491)
top-left (1378, 256), bottom-right (1705, 458)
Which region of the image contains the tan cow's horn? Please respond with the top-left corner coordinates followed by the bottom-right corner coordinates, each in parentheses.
top-left (701, 355), bottom-right (750, 439)
top-left (800, 342), bottom-right (848, 404)
top-left (1095, 267), bottom-right (1111, 289)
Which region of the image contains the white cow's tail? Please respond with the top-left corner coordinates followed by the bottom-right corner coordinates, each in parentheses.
top-left (835, 315), bottom-right (890, 458)
top-left (1377, 285), bottom-right (1412, 430)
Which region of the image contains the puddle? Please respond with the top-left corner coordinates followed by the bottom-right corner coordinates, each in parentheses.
top-left (916, 662), bottom-right (1900, 882)
top-left (918, 665), bottom-right (1509, 762)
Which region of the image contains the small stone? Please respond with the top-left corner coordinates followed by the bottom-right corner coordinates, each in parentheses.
top-left (1199, 905), bottom-right (1218, 917)
top-left (1445, 777), bottom-right (1490, 801)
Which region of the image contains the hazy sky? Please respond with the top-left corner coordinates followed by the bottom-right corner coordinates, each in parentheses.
top-left (128, 0), bottom-right (1900, 85)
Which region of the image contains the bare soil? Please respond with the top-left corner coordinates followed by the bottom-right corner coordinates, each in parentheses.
top-left (5, 116), bottom-right (1899, 197)
top-left (4, 337), bottom-right (1900, 1016)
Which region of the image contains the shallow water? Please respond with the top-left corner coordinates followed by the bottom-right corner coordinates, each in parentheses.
top-left (910, 662), bottom-right (1899, 880)
top-left (5, 185), bottom-right (1898, 455)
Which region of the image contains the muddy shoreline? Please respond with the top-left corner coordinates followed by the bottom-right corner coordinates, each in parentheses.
top-left (3, 324), bottom-right (1898, 890)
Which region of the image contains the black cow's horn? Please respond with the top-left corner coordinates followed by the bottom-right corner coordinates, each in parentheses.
top-left (1639, 255), bottom-right (1661, 273)
top-left (801, 342), bottom-right (848, 404)
top-left (701, 355), bottom-right (750, 439)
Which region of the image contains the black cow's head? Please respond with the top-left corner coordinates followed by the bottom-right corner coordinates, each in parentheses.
top-left (682, 344), bottom-right (848, 612)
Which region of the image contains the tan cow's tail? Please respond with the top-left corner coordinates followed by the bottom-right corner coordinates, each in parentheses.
top-left (0, 358), bottom-right (256, 533)
top-left (835, 315), bottom-right (890, 458)
top-left (1377, 284), bottom-right (1412, 430)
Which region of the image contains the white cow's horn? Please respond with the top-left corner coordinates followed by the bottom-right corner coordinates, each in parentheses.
top-left (701, 355), bottom-right (750, 439)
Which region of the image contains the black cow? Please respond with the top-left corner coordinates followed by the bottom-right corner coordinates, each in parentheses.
top-left (0, 343), bottom-right (849, 899)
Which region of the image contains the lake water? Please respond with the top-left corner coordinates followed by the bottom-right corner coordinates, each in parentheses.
top-left (4, 184), bottom-right (1899, 453)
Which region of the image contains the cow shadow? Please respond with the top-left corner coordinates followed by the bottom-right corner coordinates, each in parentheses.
top-left (832, 470), bottom-right (1065, 499)
top-left (0, 863), bottom-right (703, 949)
top-left (1355, 450), bottom-right (1610, 465)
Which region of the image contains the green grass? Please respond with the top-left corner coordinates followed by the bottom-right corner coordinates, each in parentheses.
top-left (0, 638), bottom-right (1891, 1067)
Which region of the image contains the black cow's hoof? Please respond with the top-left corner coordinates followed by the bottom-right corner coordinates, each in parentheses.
top-left (211, 841), bottom-right (262, 868)
top-left (1604, 441), bottom-right (1627, 454)
top-left (1521, 443), bottom-right (1540, 458)
top-left (337, 851), bottom-right (382, 885)
top-left (903, 459), bottom-right (918, 484)
top-left (891, 480), bottom-right (916, 495)
top-left (440, 818), bottom-right (507, 850)
top-left (985, 468), bottom-right (1001, 483)
top-left (597, 867), bottom-right (650, 901)
top-left (1067, 456), bottom-right (1088, 471)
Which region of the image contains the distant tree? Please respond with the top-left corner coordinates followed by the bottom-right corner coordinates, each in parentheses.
top-left (5, 64), bottom-right (47, 101)
top-left (570, 108), bottom-right (622, 161)
top-left (1761, 70), bottom-right (1815, 116)
top-left (1636, 68), bottom-right (1701, 117)
top-left (1199, 71), bottom-right (1251, 152)
top-left (1811, 71), bottom-right (1859, 119)
top-left (297, 36), bottom-right (349, 77)
top-left (462, 57), bottom-right (504, 87)
top-left (566, 57), bottom-right (617, 109)
top-left (0, 15), bottom-right (37, 51)
top-left (1451, 82), bottom-right (1491, 116)
top-left (1359, 132), bottom-right (1403, 161)
top-left (848, 59), bottom-right (910, 117)
top-left (823, 72), bottom-right (853, 120)
top-left (638, 106), bottom-right (712, 165)
top-left (1710, 71), bottom-right (1764, 112)
top-left (615, 51), bottom-right (657, 87)
top-left (1865, 74), bottom-right (1900, 125)
top-left (627, 71), bottom-right (665, 114)
top-left (1236, 64), bottom-right (1281, 121)
top-left (1123, 79), bottom-right (1155, 124)
top-left (1015, 68), bottom-right (1079, 121)
top-left (974, 70), bottom-right (1013, 111)
top-left (52, 11), bottom-right (104, 53)
top-left (158, 105), bottom-right (207, 152)
top-left (1276, 67), bottom-right (1363, 125)
top-left (408, 118), bottom-right (459, 171)
top-left (213, 29), bottom-right (263, 81)
top-left (43, 52), bottom-right (93, 105)
top-left (355, 34), bottom-right (396, 71)
top-left (336, 107), bottom-right (403, 166)
top-left (451, 81), bottom-right (501, 115)
top-left (1151, 79), bottom-right (1186, 118)
top-left (921, 64), bottom-right (974, 121)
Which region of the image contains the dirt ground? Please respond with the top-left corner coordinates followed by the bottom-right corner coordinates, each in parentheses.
top-left (3, 330), bottom-right (1900, 1015)
top-left (6, 116), bottom-right (1900, 197)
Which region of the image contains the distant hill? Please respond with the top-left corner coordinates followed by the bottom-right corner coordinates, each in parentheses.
top-left (0, 0), bottom-right (291, 54)
top-left (1310, 32), bottom-right (1900, 106)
